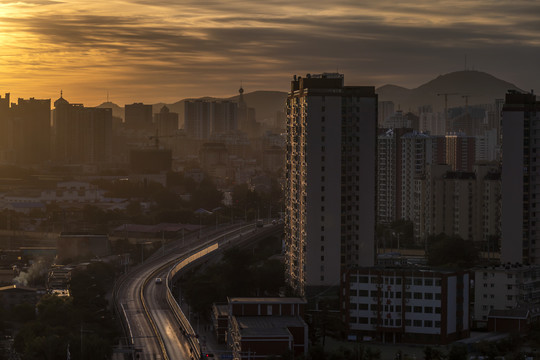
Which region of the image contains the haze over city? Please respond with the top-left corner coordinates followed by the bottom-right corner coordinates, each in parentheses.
top-left (1, 0), bottom-right (539, 105)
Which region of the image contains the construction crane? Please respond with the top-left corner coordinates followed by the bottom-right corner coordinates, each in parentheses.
top-left (148, 129), bottom-right (181, 149)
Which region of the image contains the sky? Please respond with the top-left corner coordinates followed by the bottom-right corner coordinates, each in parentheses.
top-left (0, 0), bottom-right (539, 106)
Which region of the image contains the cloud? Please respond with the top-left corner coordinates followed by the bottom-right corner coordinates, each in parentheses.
top-left (0, 0), bottom-right (539, 104)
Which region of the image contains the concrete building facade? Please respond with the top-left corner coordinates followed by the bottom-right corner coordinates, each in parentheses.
top-left (501, 91), bottom-right (540, 264)
top-left (284, 73), bottom-right (377, 296)
top-left (342, 267), bottom-right (470, 345)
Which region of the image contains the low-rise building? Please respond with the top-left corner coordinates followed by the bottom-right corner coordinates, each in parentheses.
top-left (226, 297), bottom-right (308, 360)
top-left (0, 284), bottom-right (39, 308)
top-left (473, 264), bottom-right (540, 329)
top-left (342, 267), bottom-right (470, 345)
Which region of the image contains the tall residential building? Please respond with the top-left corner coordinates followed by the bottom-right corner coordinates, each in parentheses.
top-left (0, 93), bottom-right (13, 162)
top-left (125, 102), bottom-right (153, 130)
top-left (11, 97), bottom-right (51, 165)
top-left (154, 105), bottom-right (179, 136)
top-left (53, 94), bottom-right (113, 164)
top-left (284, 73), bottom-right (377, 296)
top-left (184, 100), bottom-right (238, 140)
top-left (501, 91), bottom-right (540, 265)
top-left (400, 132), bottom-right (433, 221)
top-left (445, 132), bottom-right (476, 172)
top-left (377, 129), bottom-right (397, 224)
top-left (414, 163), bottom-right (501, 245)
top-left (378, 101), bottom-right (394, 127)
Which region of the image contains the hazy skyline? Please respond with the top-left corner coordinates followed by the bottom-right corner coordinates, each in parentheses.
top-left (1, 0), bottom-right (539, 106)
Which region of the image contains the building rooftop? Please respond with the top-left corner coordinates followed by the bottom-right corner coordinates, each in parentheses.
top-left (235, 316), bottom-right (306, 338)
top-left (0, 284), bottom-right (37, 292)
top-left (228, 297), bottom-right (306, 305)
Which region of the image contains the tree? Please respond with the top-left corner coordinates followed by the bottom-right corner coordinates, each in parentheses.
top-left (424, 346), bottom-right (445, 360)
top-left (427, 234), bottom-right (478, 268)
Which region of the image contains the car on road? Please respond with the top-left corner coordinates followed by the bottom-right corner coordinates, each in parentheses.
top-left (155, 278), bottom-right (162, 284)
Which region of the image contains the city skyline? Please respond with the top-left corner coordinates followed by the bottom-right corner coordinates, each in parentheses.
top-left (1, 0), bottom-right (539, 106)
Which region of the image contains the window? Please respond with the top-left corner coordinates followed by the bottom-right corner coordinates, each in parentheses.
top-left (424, 293), bottom-right (433, 300)
top-left (359, 276), bottom-right (368, 283)
top-left (405, 319), bottom-right (412, 326)
top-left (435, 293), bottom-right (441, 300)
top-left (405, 292), bottom-right (412, 299)
top-left (395, 291), bottom-right (402, 299)
top-left (359, 303), bottom-right (368, 310)
top-left (405, 306), bottom-right (411, 312)
top-left (435, 307), bottom-right (441, 314)
top-left (507, 295), bottom-right (513, 301)
top-left (358, 290), bottom-right (368, 297)
top-left (414, 292), bottom-right (422, 299)
top-left (424, 320), bottom-right (433, 327)
top-left (414, 306), bottom-right (422, 313)
top-left (424, 307), bottom-right (433, 313)
top-left (350, 289), bottom-right (358, 296)
top-left (370, 290), bottom-right (378, 297)
top-left (413, 320), bottom-right (422, 327)
top-left (358, 317), bottom-right (368, 324)
top-left (435, 321), bottom-right (441, 328)
top-left (507, 285), bottom-right (513, 290)
top-left (396, 305), bottom-right (401, 312)
top-left (414, 279), bottom-right (422, 286)
top-left (424, 279), bottom-right (433, 286)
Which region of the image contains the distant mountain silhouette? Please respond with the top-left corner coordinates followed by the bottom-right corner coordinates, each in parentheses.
top-left (96, 101), bottom-right (124, 119)
top-left (376, 70), bottom-right (523, 112)
top-left (96, 91), bottom-right (287, 126)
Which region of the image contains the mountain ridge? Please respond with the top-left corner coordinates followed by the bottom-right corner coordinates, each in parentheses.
top-left (97, 70), bottom-right (525, 121)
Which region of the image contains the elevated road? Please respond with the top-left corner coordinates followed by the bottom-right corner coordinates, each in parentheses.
top-left (114, 222), bottom-right (283, 359)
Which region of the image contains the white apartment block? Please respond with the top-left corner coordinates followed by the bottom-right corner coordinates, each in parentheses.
top-left (285, 73), bottom-right (376, 296)
top-left (473, 264), bottom-right (540, 328)
top-left (343, 267), bottom-right (470, 345)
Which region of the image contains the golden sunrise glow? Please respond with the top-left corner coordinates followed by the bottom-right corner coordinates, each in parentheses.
top-left (0, 0), bottom-right (538, 105)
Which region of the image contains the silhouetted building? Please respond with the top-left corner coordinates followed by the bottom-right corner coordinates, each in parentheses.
top-left (184, 100), bottom-right (238, 140)
top-left (501, 91), bottom-right (540, 265)
top-left (10, 97), bottom-right (51, 165)
top-left (53, 93), bottom-right (113, 164)
top-left (237, 87), bottom-right (259, 138)
top-left (154, 105), bottom-right (179, 136)
top-left (285, 73), bottom-right (377, 296)
top-left (125, 102), bottom-right (153, 130)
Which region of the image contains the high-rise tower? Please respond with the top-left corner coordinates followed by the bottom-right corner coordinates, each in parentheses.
top-left (501, 91), bottom-right (540, 264)
top-left (284, 73), bottom-right (377, 296)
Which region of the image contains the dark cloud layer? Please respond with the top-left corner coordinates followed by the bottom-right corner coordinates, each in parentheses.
top-left (0, 0), bottom-right (538, 104)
